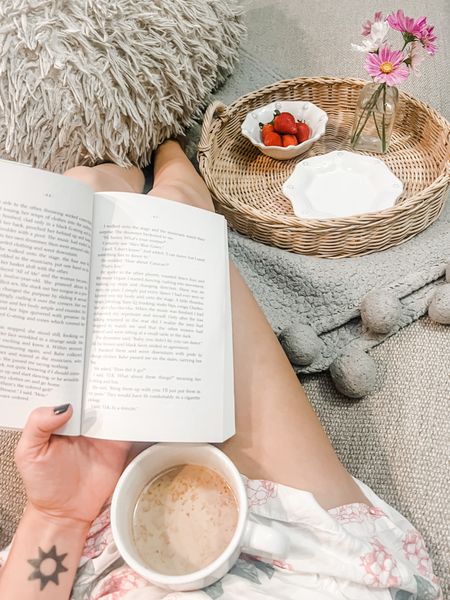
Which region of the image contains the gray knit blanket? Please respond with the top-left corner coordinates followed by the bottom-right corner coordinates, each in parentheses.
top-left (228, 196), bottom-right (450, 374)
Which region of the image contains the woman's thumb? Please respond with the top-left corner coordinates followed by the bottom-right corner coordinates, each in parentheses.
top-left (17, 404), bottom-right (73, 457)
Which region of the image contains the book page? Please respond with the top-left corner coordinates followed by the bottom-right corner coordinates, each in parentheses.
top-left (82, 192), bottom-right (234, 442)
top-left (0, 162), bottom-right (93, 435)
top-left (222, 224), bottom-right (235, 441)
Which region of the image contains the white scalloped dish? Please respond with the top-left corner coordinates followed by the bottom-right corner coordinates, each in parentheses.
top-left (282, 151), bottom-right (404, 220)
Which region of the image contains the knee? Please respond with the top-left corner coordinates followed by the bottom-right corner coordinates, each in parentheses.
top-left (150, 182), bottom-right (214, 212)
top-left (64, 166), bottom-right (103, 191)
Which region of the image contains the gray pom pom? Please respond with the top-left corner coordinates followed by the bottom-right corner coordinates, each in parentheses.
top-left (279, 324), bottom-right (323, 366)
top-left (360, 290), bottom-right (402, 334)
top-left (329, 349), bottom-right (377, 398)
top-left (428, 284), bottom-right (450, 325)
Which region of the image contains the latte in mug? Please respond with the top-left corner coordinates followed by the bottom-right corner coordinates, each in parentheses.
top-left (132, 464), bottom-right (239, 575)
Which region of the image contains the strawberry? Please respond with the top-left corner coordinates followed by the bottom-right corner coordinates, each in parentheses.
top-left (296, 121), bottom-right (310, 143)
top-left (263, 131), bottom-right (282, 146)
top-left (273, 111), bottom-right (297, 134)
top-left (282, 134), bottom-right (298, 147)
top-left (260, 122), bottom-right (275, 144)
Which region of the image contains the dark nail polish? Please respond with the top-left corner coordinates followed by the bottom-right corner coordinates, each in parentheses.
top-left (53, 403), bottom-right (70, 415)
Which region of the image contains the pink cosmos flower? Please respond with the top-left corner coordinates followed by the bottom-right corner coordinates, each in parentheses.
top-left (419, 24), bottom-right (437, 55)
top-left (365, 45), bottom-right (410, 86)
top-left (407, 42), bottom-right (425, 77)
top-left (361, 11), bottom-right (384, 36)
top-left (387, 10), bottom-right (427, 37)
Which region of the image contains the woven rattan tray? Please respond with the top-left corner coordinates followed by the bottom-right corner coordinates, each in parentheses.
top-left (198, 77), bottom-right (450, 257)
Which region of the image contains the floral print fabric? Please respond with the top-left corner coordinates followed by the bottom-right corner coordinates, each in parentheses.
top-left (0, 477), bottom-right (441, 599)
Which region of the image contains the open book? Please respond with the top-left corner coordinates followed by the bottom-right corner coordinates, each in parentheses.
top-left (0, 160), bottom-right (234, 442)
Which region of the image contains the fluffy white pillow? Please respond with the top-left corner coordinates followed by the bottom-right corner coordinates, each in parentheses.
top-left (0, 0), bottom-right (244, 172)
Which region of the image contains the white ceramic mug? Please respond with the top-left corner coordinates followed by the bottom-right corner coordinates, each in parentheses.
top-left (111, 443), bottom-right (289, 591)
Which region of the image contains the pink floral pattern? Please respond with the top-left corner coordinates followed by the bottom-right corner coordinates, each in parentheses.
top-left (82, 506), bottom-right (113, 560)
top-left (245, 480), bottom-right (278, 506)
top-left (271, 559), bottom-right (294, 571)
top-left (329, 503), bottom-right (385, 524)
top-left (243, 553), bottom-right (294, 572)
top-left (34, 477), bottom-right (437, 599)
top-left (92, 565), bottom-right (148, 600)
top-left (402, 529), bottom-right (434, 579)
top-left (360, 538), bottom-right (401, 587)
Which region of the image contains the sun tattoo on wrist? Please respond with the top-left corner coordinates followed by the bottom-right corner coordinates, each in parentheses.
top-left (27, 545), bottom-right (69, 590)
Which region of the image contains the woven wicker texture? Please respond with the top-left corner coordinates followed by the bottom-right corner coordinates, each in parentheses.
top-left (199, 77), bottom-right (450, 257)
top-left (0, 430), bottom-right (25, 549)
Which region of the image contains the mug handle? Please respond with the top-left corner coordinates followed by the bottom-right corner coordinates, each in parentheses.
top-left (242, 521), bottom-right (289, 559)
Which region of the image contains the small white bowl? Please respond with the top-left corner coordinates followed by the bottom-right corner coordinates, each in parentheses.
top-left (241, 100), bottom-right (328, 160)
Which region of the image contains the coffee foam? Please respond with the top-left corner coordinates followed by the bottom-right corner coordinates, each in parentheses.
top-left (133, 464), bottom-right (238, 575)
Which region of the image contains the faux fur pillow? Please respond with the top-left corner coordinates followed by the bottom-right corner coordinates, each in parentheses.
top-left (0, 0), bottom-right (244, 172)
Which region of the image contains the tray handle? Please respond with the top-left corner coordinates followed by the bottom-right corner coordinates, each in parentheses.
top-left (198, 101), bottom-right (228, 156)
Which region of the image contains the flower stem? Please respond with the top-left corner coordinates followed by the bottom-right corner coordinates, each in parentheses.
top-left (351, 83), bottom-right (384, 148)
top-left (351, 87), bottom-right (380, 144)
top-left (372, 110), bottom-right (382, 140)
top-left (381, 83), bottom-right (387, 152)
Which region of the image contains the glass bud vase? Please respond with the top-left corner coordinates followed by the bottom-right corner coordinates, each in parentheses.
top-left (350, 82), bottom-right (399, 153)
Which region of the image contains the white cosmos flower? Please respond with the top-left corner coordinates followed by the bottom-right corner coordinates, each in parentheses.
top-left (351, 20), bottom-right (390, 53)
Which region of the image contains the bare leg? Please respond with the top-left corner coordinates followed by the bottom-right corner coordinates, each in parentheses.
top-left (65, 164), bottom-right (145, 193)
top-left (222, 267), bottom-right (371, 508)
top-left (66, 144), bottom-right (369, 509)
top-left (146, 142), bottom-right (369, 509)
top-left (148, 140), bottom-right (214, 211)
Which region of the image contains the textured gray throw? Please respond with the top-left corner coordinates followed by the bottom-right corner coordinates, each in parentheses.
top-left (228, 198), bottom-right (449, 375)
